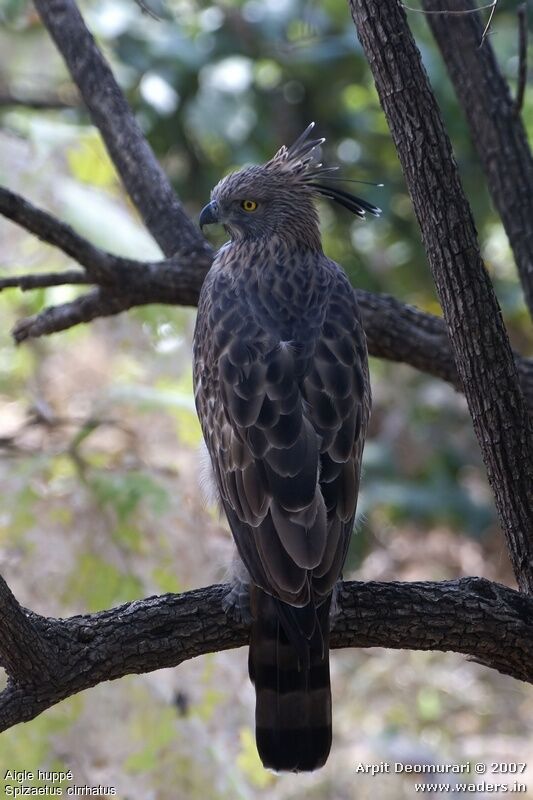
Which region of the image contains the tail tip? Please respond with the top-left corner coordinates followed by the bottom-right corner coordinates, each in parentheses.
top-left (256, 726), bottom-right (332, 773)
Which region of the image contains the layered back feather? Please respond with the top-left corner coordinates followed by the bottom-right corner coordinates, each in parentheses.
top-left (193, 123), bottom-right (373, 772)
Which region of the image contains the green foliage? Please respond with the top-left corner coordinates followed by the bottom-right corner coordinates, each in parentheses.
top-left (151, 565), bottom-right (182, 594)
top-left (89, 470), bottom-right (170, 524)
top-left (417, 687), bottom-right (442, 722)
top-left (63, 553), bottom-right (143, 611)
top-left (1, 697), bottom-right (82, 788)
top-left (360, 472), bottom-right (492, 535)
top-left (125, 704), bottom-right (179, 773)
top-left (7, 483), bottom-right (38, 546)
top-left (193, 658), bottom-right (225, 722)
top-left (66, 131), bottom-right (119, 189)
top-left (236, 727), bottom-right (275, 789)
top-left (109, 376), bottom-right (203, 447)
top-left (1, 1), bottom-right (532, 794)
top-left (123, 685), bottom-right (230, 799)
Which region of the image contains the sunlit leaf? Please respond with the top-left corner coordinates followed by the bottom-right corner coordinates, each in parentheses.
top-left (236, 727), bottom-right (275, 789)
top-left (64, 553), bottom-right (143, 611)
top-left (66, 132), bottom-right (118, 189)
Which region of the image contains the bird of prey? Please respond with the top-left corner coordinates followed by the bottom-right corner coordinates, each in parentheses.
top-left (193, 124), bottom-right (377, 772)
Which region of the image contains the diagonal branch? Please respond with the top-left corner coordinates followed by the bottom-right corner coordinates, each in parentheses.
top-left (0, 186), bottom-right (124, 284)
top-left (0, 577), bottom-right (532, 732)
top-left (422, 0), bottom-right (533, 318)
top-left (479, 0), bottom-right (498, 47)
top-left (515, 3), bottom-right (528, 114)
top-left (3, 184), bottom-right (533, 409)
top-left (350, 0), bottom-right (533, 593)
top-left (11, 289), bottom-right (140, 342)
top-left (0, 185), bottom-right (213, 292)
top-left (33, 0), bottom-right (209, 261)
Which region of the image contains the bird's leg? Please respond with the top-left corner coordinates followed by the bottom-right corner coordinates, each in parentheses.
top-left (222, 552), bottom-right (253, 625)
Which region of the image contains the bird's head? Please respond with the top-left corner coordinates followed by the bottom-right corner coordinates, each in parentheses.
top-left (199, 123), bottom-right (381, 249)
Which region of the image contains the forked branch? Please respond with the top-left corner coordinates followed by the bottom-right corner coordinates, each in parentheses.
top-left (422, 0), bottom-right (533, 318)
top-left (0, 0), bottom-right (531, 741)
top-left (2, 184), bottom-right (533, 404)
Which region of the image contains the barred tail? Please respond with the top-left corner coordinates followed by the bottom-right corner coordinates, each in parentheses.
top-left (248, 588), bottom-right (332, 772)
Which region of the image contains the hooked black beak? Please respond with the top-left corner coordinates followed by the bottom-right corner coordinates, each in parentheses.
top-left (199, 201), bottom-right (219, 231)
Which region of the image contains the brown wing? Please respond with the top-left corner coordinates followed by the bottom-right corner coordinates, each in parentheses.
top-left (304, 268), bottom-right (370, 596)
top-left (193, 258), bottom-right (370, 605)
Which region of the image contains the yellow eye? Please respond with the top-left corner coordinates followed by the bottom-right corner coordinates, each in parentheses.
top-left (241, 199), bottom-right (258, 212)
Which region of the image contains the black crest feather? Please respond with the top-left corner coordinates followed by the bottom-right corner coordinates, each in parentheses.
top-left (275, 122), bottom-right (382, 219)
top-left (310, 181), bottom-right (382, 219)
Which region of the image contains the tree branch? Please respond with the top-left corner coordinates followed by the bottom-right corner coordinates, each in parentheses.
top-left (0, 577), bottom-right (532, 732)
top-left (515, 3), bottom-right (528, 115)
top-left (3, 184), bottom-right (533, 408)
top-left (11, 289), bottom-right (139, 342)
top-left (0, 0), bottom-right (530, 741)
top-left (24, 1), bottom-right (533, 426)
top-left (0, 576), bottom-right (60, 685)
top-left (0, 270), bottom-right (90, 290)
top-left (350, 0), bottom-right (533, 593)
top-left (0, 185), bottom-right (213, 290)
top-left (33, 0), bottom-right (210, 262)
top-left (0, 186), bottom-right (128, 284)
top-left (479, 0), bottom-right (498, 47)
top-left (422, 0), bottom-right (533, 318)
top-left (0, 90), bottom-right (79, 109)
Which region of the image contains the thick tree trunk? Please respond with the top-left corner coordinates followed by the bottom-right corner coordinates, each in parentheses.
top-left (0, 0), bottom-right (531, 735)
top-left (349, 0), bottom-right (533, 593)
top-left (422, 0), bottom-right (533, 318)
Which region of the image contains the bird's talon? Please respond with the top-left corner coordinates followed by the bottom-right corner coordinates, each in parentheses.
top-left (223, 582), bottom-right (253, 625)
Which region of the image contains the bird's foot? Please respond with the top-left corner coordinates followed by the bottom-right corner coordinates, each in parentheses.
top-left (223, 580), bottom-right (253, 625)
top-left (329, 580), bottom-right (342, 623)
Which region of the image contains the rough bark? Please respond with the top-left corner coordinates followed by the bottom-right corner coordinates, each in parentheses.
top-left (0, 0), bottom-right (530, 736)
top-left (0, 186), bottom-right (212, 301)
top-left (32, 0), bottom-right (210, 262)
top-left (2, 185), bottom-right (533, 407)
top-left (349, 0), bottom-right (533, 593)
top-left (0, 577), bottom-right (60, 686)
top-left (422, 0), bottom-right (533, 317)
top-left (1, 577), bottom-right (532, 732)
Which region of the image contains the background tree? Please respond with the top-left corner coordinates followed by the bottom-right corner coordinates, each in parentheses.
top-left (0, 0), bottom-right (532, 796)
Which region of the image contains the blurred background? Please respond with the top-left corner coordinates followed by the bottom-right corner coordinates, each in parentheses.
top-left (0, 0), bottom-right (532, 797)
